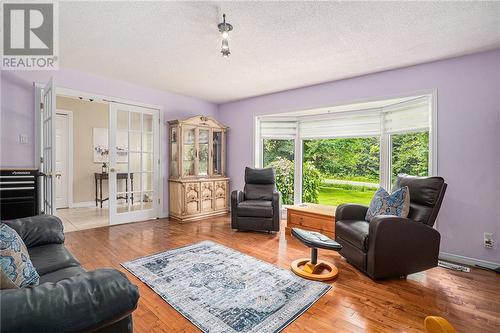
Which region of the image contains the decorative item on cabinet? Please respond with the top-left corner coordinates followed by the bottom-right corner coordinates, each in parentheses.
top-left (168, 116), bottom-right (229, 222)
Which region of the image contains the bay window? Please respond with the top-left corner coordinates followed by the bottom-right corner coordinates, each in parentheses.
top-left (255, 94), bottom-right (435, 206)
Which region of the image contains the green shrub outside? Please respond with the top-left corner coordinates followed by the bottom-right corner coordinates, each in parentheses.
top-left (267, 157), bottom-right (323, 205)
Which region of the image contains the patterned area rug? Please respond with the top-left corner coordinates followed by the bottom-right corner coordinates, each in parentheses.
top-left (122, 240), bottom-right (331, 333)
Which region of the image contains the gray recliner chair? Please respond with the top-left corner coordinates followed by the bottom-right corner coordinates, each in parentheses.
top-left (231, 167), bottom-right (281, 232)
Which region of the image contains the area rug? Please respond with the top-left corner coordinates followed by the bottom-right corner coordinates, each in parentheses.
top-left (122, 240), bottom-right (331, 333)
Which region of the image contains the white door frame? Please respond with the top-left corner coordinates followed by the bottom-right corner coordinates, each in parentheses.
top-left (34, 84), bottom-right (165, 219)
top-left (55, 109), bottom-right (74, 208)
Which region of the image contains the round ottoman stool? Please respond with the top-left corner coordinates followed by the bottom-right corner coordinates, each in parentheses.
top-left (291, 228), bottom-right (342, 281)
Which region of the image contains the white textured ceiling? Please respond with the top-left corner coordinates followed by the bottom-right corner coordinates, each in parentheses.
top-left (59, 1), bottom-right (500, 103)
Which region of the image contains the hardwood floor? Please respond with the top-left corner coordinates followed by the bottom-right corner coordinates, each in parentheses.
top-left (64, 215), bottom-right (500, 333)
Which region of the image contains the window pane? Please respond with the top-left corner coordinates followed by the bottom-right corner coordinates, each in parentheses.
top-left (391, 131), bottom-right (429, 185)
top-left (262, 139), bottom-right (294, 205)
top-left (302, 137), bottom-right (379, 206)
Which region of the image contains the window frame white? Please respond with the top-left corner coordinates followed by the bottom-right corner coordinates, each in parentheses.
top-left (255, 91), bottom-right (437, 205)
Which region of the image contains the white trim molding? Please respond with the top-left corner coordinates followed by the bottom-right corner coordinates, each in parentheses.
top-left (69, 201), bottom-right (98, 208)
top-left (439, 252), bottom-right (499, 270)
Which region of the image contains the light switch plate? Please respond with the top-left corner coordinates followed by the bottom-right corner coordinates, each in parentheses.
top-left (19, 134), bottom-right (28, 144)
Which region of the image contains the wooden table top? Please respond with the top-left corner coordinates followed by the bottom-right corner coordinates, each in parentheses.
top-left (285, 203), bottom-right (336, 218)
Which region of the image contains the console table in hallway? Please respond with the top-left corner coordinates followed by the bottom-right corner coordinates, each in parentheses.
top-left (94, 172), bottom-right (134, 208)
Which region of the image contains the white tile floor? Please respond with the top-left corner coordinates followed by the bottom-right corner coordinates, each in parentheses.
top-left (56, 207), bottom-right (108, 232)
top-left (56, 201), bottom-right (154, 232)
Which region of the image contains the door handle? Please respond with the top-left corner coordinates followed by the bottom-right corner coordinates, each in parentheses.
top-left (109, 168), bottom-right (116, 173)
top-left (55, 173), bottom-right (62, 179)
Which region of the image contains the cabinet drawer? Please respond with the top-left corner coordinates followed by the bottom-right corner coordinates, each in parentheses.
top-left (200, 181), bottom-right (214, 199)
top-left (214, 181), bottom-right (226, 197)
top-left (184, 183), bottom-right (200, 201)
top-left (184, 182), bottom-right (200, 215)
top-left (288, 212), bottom-right (334, 234)
top-left (214, 180), bottom-right (227, 209)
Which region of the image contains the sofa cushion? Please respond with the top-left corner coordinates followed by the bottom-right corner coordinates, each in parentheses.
top-left (335, 220), bottom-right (370, 251)
top-left (395, 174), bottom-right (444, 207)
top-left (237, 200), bottom-right (273, 217)
top-left (0, 224), bottom-right (39, 287)
top-left (39, 266), bottom-right (86, 284)
top-left (244, 167), bottom-right (276, 184)
top-left (3, 215), bottom-right (64, 248)
top-left (28, 244), bottom-right (80, 276)
top-left (244, 184), bottom-right (275, 201)
top-left (243, 167), bottom-right (276, 201)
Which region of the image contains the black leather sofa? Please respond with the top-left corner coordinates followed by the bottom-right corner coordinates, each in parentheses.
top-left (1, 215), bottom-right (139, 333)
top-left (231, 167), bottom-right (281, 232)
top-left (335, 175), bottom-right (447, 280)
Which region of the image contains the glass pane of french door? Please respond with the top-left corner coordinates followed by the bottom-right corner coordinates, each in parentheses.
top-left (109, 103), bottom-right (158, 224)
top-left (42, 78), bottom-right (56, 215)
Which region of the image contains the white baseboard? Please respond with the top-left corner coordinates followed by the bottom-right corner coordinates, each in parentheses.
top-left (439, 252), bottom-right (499, 270)
top-left (69, 201), bottom-right (102, 208)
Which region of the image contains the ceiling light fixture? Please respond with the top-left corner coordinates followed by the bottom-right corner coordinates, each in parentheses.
top-left (218, 14), bottom-right (233, 58)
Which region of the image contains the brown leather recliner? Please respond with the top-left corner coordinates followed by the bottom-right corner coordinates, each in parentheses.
top-left (335, 175), bottom-right (447, 280)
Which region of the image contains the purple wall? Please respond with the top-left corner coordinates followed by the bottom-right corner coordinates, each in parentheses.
top-left (218, 49), bottom-right (500, 263)
top-left (0, 69), bottom-right (218, 214)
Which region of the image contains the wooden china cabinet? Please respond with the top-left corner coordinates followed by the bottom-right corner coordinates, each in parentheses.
top-left (168, 116), bottom-right (229, 221)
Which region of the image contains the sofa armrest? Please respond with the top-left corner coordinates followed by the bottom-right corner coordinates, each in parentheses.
top-left (2, 215), bottom-right (64, 248)
top-left (367, 215), bottom-right (440, 279)
top-left (272, 191), bottom-right (281, 230)
top-left (231, 190), bottom-right (244, 209)
top-left (230, 190), bottom-right (244, 227)
top-left (335, 204), bottom-right (368, 221)
top-left (232, 190), bottom-right (244, 203)
top-left (0, 268), bottom-right (139, 333)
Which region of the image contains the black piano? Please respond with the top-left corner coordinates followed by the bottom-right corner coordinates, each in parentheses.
top-left (0, 169), bottom-right (39, 220)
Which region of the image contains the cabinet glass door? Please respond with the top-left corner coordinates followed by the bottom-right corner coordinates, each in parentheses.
top-left (213, 131), bottom-right (223, 175)
top-left (198, 129), bottom-right (209, 176)
top-left (170, 127), bottom-right (179, 177)
top-left (183, 127), bottom-right (196, 176)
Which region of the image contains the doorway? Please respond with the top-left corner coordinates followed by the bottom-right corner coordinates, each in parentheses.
top-left (37, 81), bottom-right (162, 232)
top-left (55, 96), bottom-right (111, 231)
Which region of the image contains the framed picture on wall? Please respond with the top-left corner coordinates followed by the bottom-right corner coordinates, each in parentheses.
top-left (93, 128), bottom-right (128, 163)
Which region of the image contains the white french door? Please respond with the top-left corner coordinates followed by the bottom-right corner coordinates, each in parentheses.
top-left (108, 102), bottom-right (160, 224)
top-left (41, 78), bottom-right (56, 215)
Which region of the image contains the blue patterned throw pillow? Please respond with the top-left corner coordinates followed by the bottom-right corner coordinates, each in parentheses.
top-left (365, 186), bottom-right (410, 222)
top-left (0, 224), bottom-right (39, 287)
